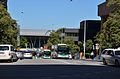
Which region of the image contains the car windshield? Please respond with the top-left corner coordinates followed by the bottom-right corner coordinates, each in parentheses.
top-left (0, 46), bottom-right (9, 51)
top-left (115, 51), bottom-right (120, 55)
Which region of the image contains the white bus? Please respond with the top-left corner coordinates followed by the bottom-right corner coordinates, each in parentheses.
top-left (52, 44), bottom-right (72, 59)
top-left (0, 44), bottom-right (18, 62)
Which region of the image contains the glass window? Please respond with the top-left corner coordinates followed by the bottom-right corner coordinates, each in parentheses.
top-left (102, 50), bottom-right (107, 54)
top-left (0, 46), bottom-right (9, 51)
top-left (115, 51), bottom-right (120, 55)
top-left (106, 50), bottom-right (112, 55)
top-left (11, 46), bottom-right (15, 51)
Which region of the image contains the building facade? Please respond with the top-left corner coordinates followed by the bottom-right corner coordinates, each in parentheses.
top-left (79, 20), bottom-right (101, 42)
top-left (98, 0), bottom-right (110, 27)
top-left (20, 29), bottom-right (52, 48)
top-left (61, 28), bottom-right (80, 44)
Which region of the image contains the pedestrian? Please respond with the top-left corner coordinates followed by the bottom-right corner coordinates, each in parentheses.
top-left (80, 51), bottom-right (83, 59)
top-left (90, 51), bottom-right (94, 59)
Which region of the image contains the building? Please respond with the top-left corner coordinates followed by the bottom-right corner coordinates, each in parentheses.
top-left (60, 28), bottom-right (80, 44)
top-left (20, 29), bottom-right (52, 48)
top-left (79, 20), bottom-right (101, 42)
top-left (0, 0), bottom-right (7, 9)
top-left (98, 0), bottom-right (110, 26)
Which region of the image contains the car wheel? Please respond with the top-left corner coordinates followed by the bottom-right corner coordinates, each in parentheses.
top-left (10, 56), bottom-right (14, 62)
top-left (115, 60), bottom-right (119, 67)
top-left (103, 59), bottom-right (107, 65)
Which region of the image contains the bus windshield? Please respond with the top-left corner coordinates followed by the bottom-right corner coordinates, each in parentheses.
top-left (57, 46), bottom-right (69, 53)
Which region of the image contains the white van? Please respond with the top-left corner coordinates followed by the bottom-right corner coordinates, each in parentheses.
top-left (0, 44), bottom-right (18, 62)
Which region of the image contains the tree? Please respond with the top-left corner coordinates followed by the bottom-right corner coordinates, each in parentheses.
top-left (86, 39), bottom-right (93, 51)
top-left (96, 0), bottom-right (120, 49)
top-left (64, 36), bottom-right (79, 54)
top-left (20, 37), bottom-right (28, 48)
top-left (47, 31), bottom-right (61, 47)
top-left (0, 4), bottom-right (18, 47)
top-left (47, 28), bottom-right (79, 54)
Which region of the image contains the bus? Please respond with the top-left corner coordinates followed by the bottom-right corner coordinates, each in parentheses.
top-left (42, 49), bottom-right (52, 59)
top-left (52, 44), bottom-right (72, 59)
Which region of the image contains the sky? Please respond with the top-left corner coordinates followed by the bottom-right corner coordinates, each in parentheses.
top-left (8, 0), bottom-right (105, 30)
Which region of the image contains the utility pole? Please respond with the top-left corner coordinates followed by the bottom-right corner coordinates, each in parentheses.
top-left (83, 20), bottom-right (86, 59)
top-left (17, 25), bottom-right (20, 46)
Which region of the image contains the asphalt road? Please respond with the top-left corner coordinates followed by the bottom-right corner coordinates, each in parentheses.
top-left (0, 59), bottom-right (120, 79)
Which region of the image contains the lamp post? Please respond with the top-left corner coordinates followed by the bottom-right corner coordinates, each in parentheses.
top-left (17, 25), bottom-right (20, 47)
top-left (83, 20), bottom-right (86, 59)
top-left (60, 33), bottom-right (65, 44)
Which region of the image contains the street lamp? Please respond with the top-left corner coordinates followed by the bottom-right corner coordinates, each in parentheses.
top-left (60, 33), bottom-right (65, 44)
top-left (83, 20), bottom-right (86, 59)
top-left (17, 25), bottom-right (20, 46)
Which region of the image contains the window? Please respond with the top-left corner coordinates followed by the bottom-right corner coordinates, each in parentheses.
top-left (106, 50), bottom-right (113, 55)
top-left (0, 46), bottom-right (9, 51)
top-left (11, 46), bottom-right (15, 51)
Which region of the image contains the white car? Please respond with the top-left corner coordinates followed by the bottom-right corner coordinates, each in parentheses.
top-left (0, 44), bottom-right (18, 62)
top-left (23, 51), bottom-right (32, 59)
top-left (101, 48), bottom-right (120, 66)
top-left (15, 51), bottom-right (24, 60)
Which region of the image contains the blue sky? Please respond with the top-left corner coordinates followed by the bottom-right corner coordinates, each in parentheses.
top-left (8, 0), bottom-right (105, 30)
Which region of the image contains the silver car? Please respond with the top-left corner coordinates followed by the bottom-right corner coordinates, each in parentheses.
top-left (101, 48), bottom-right (120, 66)
top-left (15, 51), bottom-right (24, 60)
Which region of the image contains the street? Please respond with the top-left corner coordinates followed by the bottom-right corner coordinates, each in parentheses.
top-left (0, 59), bottom-right (120, 79)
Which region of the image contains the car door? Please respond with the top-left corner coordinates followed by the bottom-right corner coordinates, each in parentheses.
top-left (109, 50), bottom-right (115, 65)
top-left (105, 50), bottom-right (113, 64)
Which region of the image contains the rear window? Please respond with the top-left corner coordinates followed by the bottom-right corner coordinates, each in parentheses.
top-left (0, 46), bottom-right (9, 51)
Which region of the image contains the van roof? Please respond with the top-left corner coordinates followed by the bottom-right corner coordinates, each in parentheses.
top-left (0, 44), bottom-right (13, 46)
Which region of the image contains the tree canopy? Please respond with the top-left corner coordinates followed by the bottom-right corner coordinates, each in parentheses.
top-left (0, 4), bottom-right (18, 47)
top-left (96, 0), bottom-right (120, 49)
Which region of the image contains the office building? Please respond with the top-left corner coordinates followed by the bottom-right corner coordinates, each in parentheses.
top-left (79, 20), bottom-right (101, 42)
top-left (60, 28), bottom-right (80, 44)
top-left (98, 0), bottom-right (110, 27)
top-left (20, 29), bottom-right (52, 48)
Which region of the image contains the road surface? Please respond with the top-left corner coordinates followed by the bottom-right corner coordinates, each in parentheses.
top-left (0, 59), bottom-right (120, 79)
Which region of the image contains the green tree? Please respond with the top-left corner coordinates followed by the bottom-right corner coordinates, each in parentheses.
top-left (20, 37), bottom-right (28, 48)
top-left (47, 28), bottom-right (79, 54)
top-left (86, 39), bottom-right (93, 51)
top-left (96, 0), bottom-right (120, 49)
top-left (64, 36), bottom-right (79, 54)
top-left (47, 31), bottom-right (61, 47)
top-left (78, 41), bottom-right (83, 51)
top-left (0, 4), bottom-right (18, 47)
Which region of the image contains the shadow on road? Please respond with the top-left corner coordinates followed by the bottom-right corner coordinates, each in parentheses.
top-left (0, 65), bottom-right (120, 79)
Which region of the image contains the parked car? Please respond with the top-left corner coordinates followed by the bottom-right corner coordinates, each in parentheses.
top-left (23, 51), bottom-right (32, 59)
top-left (101, 48), bottom-right (120, 66)
top-left (15, 51), bottom-right (24, 60)
top-left (0, 44), bottom-right (18, 62)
